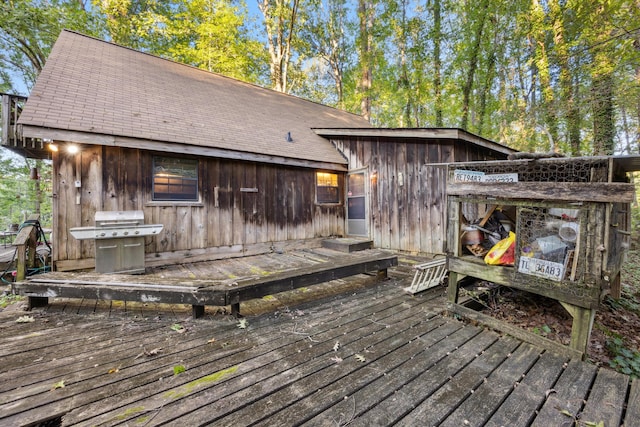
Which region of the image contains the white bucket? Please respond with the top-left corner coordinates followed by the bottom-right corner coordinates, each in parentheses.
top-left (558, 222), bottom-right (579, 243)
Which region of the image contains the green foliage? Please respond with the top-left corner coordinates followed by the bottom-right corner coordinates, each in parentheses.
top-left (532, 324), bottom-right (553, 336)
top-left (606, 336), bottom-right (640, 378)
top-left (92, 0), bottom-right (172, 54)
top-left (632, 204), bottom-right (640, 248)
top-left (164, 0), bottom-right (267, 82)
top-left (0, 292), bottom-right (23, 308)
top-left (601, 249), bottom-right (640, 377)
top-left (0, 0), bottom-right (638, 156)
top-left (0, 0), bottom-right (104, 93)
top-left (0, 149), bottom-right (52, 229)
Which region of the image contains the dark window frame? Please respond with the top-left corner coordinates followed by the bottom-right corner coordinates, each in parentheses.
top-left (152, 156), bottom-right (199, 202)
top-left (316, 171), bottom-right (341, 204)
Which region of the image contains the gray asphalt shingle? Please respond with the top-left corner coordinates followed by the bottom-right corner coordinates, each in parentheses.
top-left (19, 30), bottom-right (371, 165)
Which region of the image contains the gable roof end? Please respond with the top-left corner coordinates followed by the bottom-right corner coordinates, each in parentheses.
top-left (18, 30), bottom-right (371, 168)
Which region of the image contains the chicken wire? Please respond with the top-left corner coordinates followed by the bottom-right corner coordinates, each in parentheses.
top-left (450, 157), bottom-right (610, 183)
top-left (514, 206), bottom-right (599, 301)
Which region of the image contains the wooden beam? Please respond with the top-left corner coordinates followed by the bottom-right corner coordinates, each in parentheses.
top-left (1, 94), bottom-right (9, 146)
top-left (14, 214), bottom-right (40, 281)
top-left (559, 301), bottom-right (596, 358)
top-left (15, 281), bottom-right (228, 307)
top-left (225, 254), bottom-right (398, 307)
top-left (448, 303), bottom-right (583, 360)
top-left (15, 251), bottom-right (398, 319)
top-left (312, 128), bottom-right (516, 156)
top-left (626, 378), bottom-right (640, 423)
top-left (20, 126), bottom-right (348, 171)
top-left (447, 257), bottom-right (600, 309)
top-left (448, 182), bottom-right (635, 203)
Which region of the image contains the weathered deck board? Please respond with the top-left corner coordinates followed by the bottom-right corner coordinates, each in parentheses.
top-left (438, 343), bottom-right (542, 427)
top-left (145, 307), bottom-right (441, 426)
top-left (0, 322), bottom-right (169, 396)
top-left (581, 368), bottom-right (629, 426)
top-left (14, 248), bottom-right (397, 317)
top-left (531, 359), bottom-right (599, 427)
top-left (4, 280), bottom-right (411, 426)
top-left (627, 378), bottom-right (640, 424)
top-left (374, 335), bottom-right (522, 426)
top-left (291, 324), bottom-right (484, 426)
top-left (68, 286), bottom-right (436, 425)
top-left (484, 351), bottom-right (569, 426)
top-left (0, 253), bottom-right (636, 426)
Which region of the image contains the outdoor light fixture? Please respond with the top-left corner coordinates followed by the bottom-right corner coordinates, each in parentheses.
top-left (286, 132), bottom-right (293, 142)
top-left (66, 144), bottom-right (79, 154)
top-left (47, 142), bottom-right (58, 152)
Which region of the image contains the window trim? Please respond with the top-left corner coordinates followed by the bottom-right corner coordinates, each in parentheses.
top-left (315, 171), bottom-right (342, 205)
top-left (151, 155), bottom-right (200, 203)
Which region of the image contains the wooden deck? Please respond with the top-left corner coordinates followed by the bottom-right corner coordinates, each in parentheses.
top-left (12, 247), bottom-right (397, 317)
top-left (1, 254), bottom-right (638, 426)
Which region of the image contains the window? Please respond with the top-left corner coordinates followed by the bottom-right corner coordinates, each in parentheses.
top-left (152, 156), bottom-right (198, 201)
top-left (316, 172), bottom-right (340, 204)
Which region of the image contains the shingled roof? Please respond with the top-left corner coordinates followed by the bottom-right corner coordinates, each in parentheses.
top-left (18, 30), bottom-right (371, 169)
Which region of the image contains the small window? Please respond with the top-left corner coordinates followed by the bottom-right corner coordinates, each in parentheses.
top-left (153, 156), bottom-right (198, 201)
top-left (316, 172), bottom-right (340, 204)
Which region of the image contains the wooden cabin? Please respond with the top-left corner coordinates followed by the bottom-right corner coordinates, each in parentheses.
top-left (320, 129), bottom-right (513, 254)
top-left (3, 30), bottom-right (514, 272)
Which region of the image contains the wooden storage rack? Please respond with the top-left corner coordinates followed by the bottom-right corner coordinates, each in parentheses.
top-left (445, 156), bottom-right (637, 358)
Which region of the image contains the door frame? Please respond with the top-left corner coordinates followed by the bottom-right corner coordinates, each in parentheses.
top-left (346, 167), bottom-right (369, 237)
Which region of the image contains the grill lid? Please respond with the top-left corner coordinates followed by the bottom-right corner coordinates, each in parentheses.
top-left (69, 210), bottom-right (163, 240)
top-left (95, 210), bottom-right (144, 226)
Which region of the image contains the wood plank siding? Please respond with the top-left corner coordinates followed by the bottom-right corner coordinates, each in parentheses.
top-left (52, 146), bottom-right (345, 270)
top-left (333, 137), bottom-right (507, 255)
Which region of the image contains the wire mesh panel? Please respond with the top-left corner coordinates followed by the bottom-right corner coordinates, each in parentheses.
top-left (450, 157), bottom-right (610, 183)
top-left (514, 205), bottom-right (599, 304)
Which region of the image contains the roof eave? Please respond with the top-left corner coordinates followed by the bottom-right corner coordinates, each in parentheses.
top-left (312, 127), bottom-right (516, 156)
top-left (21, 125), bottom-right (348, 171)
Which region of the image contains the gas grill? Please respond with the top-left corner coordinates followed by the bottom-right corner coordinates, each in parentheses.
top-left (70, 210), bottom-right (163, 274)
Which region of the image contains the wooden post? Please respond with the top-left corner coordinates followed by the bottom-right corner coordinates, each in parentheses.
top-left (28, 296), bottom-right (50, 309)
top-left (446, 197), bottom-right (461, 305)
top-left (560, 301), bottom-right (596, 359)
top-left (231, 302), bottom-right (241, 318)
top-left (16, 245), bottom-right (27, 282)
top-left (192, 305), bottom-right (205, 319)
top-left (14, 214), bottom-right (41, 282)
top-left (447, 270), bottom-right (460, 304)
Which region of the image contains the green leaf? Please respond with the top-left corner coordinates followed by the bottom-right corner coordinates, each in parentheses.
top-left (50, 380), bottom-right (65, 391)
top-left (560, 409), bottom-right (573, 417)
top-left (173, 365), bottom-right (186, 375)
top-left (171, 324), bottom-right (185, 333)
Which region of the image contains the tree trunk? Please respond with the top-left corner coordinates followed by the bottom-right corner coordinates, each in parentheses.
top-left (460, 0), bottom-right (489, 131)
top-left (530, 0), bottom-right (559, 150)
top-left (592, 72), bottom-right (615, 155)
top-left (258, 0), bottom-right (299, 93)
top-left (589, 0), bottom-right (615, 156)
top-left (432, 0), bottom-right (443, 127)
top-left (549, 0), bottom-right (580, 155)
top-left (399, 0), bottom-right (413, 127)
top-left (357, 0), bottom-right (374, 121)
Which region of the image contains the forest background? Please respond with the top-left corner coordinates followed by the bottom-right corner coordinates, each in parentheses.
top-left (0, 0), bottom-right (639, 228)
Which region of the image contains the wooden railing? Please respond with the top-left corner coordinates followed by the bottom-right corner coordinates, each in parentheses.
top-left (13, 214), bottom-right (41, 281)
top-left (1, 93), bottom-right (45, 157)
